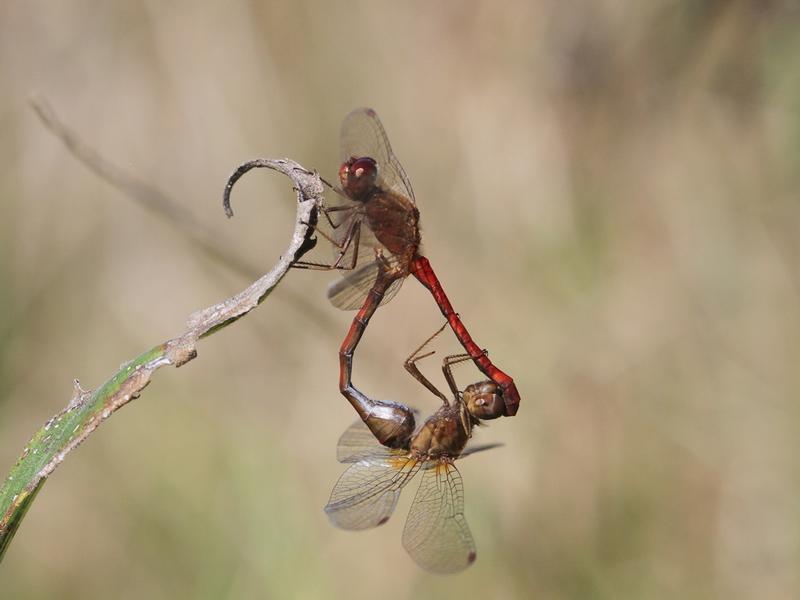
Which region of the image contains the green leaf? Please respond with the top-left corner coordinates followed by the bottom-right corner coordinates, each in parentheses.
top-left (0, 345), bottom-right (167, 561)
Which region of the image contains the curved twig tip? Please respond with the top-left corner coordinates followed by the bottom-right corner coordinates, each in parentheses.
top-left (223, 159), bottom-right (283, 219)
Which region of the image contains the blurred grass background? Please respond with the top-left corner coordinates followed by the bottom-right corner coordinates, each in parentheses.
top-left (1, 1), bottom-right (799, 598)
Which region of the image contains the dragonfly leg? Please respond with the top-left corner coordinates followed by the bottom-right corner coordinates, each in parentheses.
top-left (319, 203), bottom-right (357, 229)
top-left (441, 352), bottom-right (477, 399)
top-left (331, 219), bottom-right (361, 269)
top-left (292, 219), bottom-right (361, 271)
top-left (404, 322), bottom-right (450, 405)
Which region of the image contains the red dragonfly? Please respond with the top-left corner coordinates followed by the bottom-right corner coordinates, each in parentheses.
top-left (325, 324), bottom-right (504, 573)
top-left (325, 108), bottom-right (520, 420)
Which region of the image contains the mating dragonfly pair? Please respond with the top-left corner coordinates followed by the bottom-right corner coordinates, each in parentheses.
top-left (224, 108), bottom-right (520, 574)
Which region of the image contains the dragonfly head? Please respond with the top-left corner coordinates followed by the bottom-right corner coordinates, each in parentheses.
top-left (339, 156), bottom-right (378, 201)
top-left (463, 381), bottom-right (505, 421)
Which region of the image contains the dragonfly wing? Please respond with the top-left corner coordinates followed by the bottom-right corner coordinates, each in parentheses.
top-left (336, 412), bottom-right (420, 463)
top-left (329, 213), bottom-right (391, 272)
top-left (325, 452), bottom-right (421, 530)
top-left (340, 107), bottom-right (415, 203)
top-left (336, 419), bottom-right (382, 463)
top-left (402, 461), bottom-right (476, 574)
top-left (326, 259), bottom-right (404, 311)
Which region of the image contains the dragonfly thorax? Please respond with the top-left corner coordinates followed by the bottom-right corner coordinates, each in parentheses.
top-left (410, 403), bottom-right (471, 460)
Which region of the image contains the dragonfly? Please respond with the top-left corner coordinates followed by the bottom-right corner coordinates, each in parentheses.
top-left (325, 324), bottom-right (505, 574)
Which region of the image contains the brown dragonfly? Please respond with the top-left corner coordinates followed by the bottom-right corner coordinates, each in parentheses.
top-left (325, 324), bottom-right (504, 574)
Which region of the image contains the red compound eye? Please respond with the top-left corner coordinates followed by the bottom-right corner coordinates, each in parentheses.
top-left (339, 156), bottom-right (378, 200)
top-left (350, 157), bottom-right (377, 179)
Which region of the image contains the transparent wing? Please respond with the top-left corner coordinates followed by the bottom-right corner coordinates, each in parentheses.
top-left (402, 461), bottom-right (476, 574)
top-left (336, 419), bottom-right (383, 463)
top-left (326, 259), bottom-right (405, 311)
top-left (336, 413), bottom-right (420, 463)
top-left (314, 193), bottom-right (401, 284)
top-left (329, 213), bottom-right (391, 274)
top-left (325, 451), bottom-right (421, 530)
top-left (340, 107), bottom-right (415, 204)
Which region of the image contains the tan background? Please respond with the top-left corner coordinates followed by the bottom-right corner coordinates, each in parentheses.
top-left (1, 2), bottom-right (799, 598)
